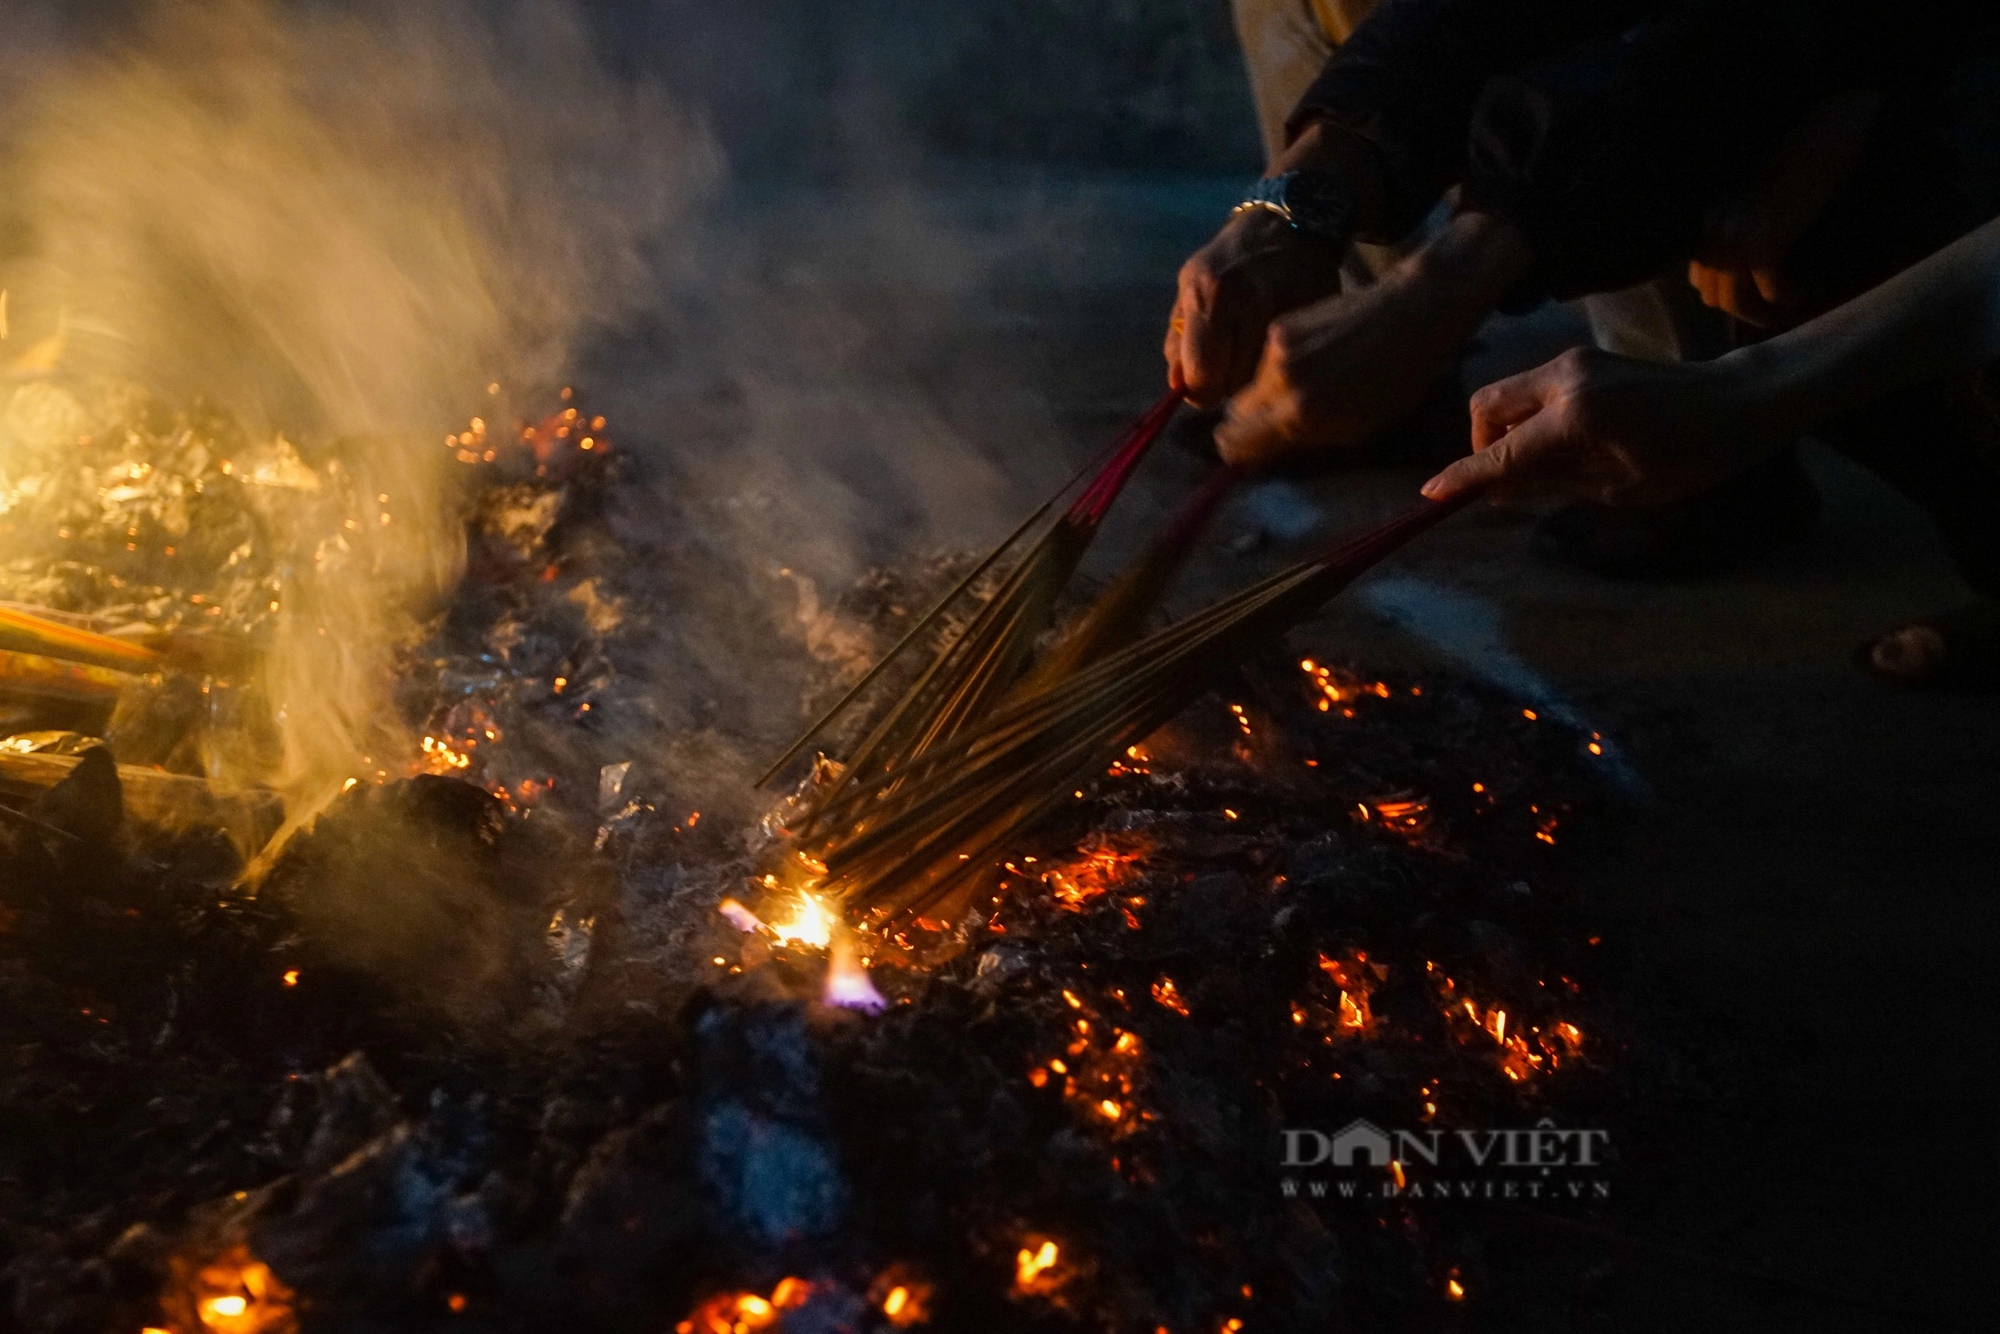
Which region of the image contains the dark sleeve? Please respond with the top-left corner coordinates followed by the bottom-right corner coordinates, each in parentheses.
top-left (1286, 0), bottom-right (1657, 242)
top-left (1461, 1), bottom-right (1831, 303)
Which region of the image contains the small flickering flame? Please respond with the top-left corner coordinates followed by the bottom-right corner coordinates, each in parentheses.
top-left (824, 932), bottom-right (888, 1013)
top-left (281, 969), bottom-right (299, 987)
top-left (1150, 976), bottom-right (1189, 1016)
top-left (1015, 1239), bottom-right (1059, 1290)
top-left (716, 898), bottom-right (765, 934)
top-left (1446, 1272), bottom-right (1467, 1301)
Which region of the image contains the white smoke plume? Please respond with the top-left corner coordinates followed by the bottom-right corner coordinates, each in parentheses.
top-left (0, 0), bottom-right (717, 822)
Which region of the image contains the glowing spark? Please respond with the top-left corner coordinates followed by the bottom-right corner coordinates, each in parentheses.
top-left (282, 970), bottom-right (299, 987)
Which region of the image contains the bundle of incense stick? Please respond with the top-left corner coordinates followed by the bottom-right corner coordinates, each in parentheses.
top-left (0, 603), bottom-right (163, 673)
top-left (758, 389), bottom-right (1184, 799)
top-left (806, 488), bottom-right (1481, 923)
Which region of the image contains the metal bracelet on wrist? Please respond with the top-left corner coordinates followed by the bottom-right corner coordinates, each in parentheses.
top-left (1231, 170), bottom-right (1355, 247)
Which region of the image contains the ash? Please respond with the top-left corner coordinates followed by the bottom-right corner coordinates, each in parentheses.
top-left (2, 388), bottom-right (1729, 1333)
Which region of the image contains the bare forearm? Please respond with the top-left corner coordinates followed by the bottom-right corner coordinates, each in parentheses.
top-left (1726, 215), bottom-right (2000, 438)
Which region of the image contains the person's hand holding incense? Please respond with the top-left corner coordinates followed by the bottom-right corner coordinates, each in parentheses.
top-left (1214, 209), bottom-right (1530, 470)
top-left (1687, 91), bottom-right (1881, 328)
top-left (1420, 347), bottom-right (1772, 507)
top-left (1425, 212), bottom-right (2000, 509)
top-left (1164, 120), bottom-right (1388, 406)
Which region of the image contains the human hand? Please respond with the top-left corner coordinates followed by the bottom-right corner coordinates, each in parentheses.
top-left (1688, 90), bottom-right (1881, 328)
top-left (1164, 207), bottom-right (1344, 408)
top-left (1213, 210), bottom-right (1530, 471)
top-left (1421, 346), bottom-right (1769, 507)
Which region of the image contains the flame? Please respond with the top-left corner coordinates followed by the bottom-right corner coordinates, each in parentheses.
top-left (717, 898), bottom-right (765, 934)
top-left (824, 931), bottom-right (888, 1013)
top-left (769, 893), bottom-right (833, 949)
top-left (1150, 976), bottom-right (1189, 1016)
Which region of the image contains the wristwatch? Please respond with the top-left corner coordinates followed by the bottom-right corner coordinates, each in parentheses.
top-left (1232, 170), bottom-right (1355, 246)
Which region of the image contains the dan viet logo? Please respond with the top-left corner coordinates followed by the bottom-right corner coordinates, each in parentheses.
top-left (1279, 1117), bottom-right (1613, 1202)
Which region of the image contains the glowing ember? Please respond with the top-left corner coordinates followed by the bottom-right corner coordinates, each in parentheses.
top-left (1308, 951), bottom-right (1382, 1040)
top-left (675, 1293), bottom-right (775, 1334)
top-left (1015, 1239), bottom-right (1060, 1291)
top-left (1434, 971), bottom-right (1588, 1084)
top-left (417, 734), bottom-right (472, 774)
top-left (1150, 976), bottom-right (1189, 1016)
top-left (172, 1245), bottom-right (296, 1334)
top-left (1035, 837), bottom-right (1148, 908)
top-left (867, 1268), bottom-right (931, 1326)
top-left (1353, 789), bottom-right (1435, 841)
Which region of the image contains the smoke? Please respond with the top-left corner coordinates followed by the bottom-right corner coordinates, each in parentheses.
top-left (0, 0), bottom-right (717, 820)
top-left (0, 0), bottom-right (1176, 883)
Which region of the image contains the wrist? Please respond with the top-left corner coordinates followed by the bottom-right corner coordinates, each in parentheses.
top-left (1713, 342), bottom-right (1806, 443)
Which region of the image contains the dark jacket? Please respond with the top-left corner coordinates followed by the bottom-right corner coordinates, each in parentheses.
top-left (1289, 0), bottom-right (1988, 302)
